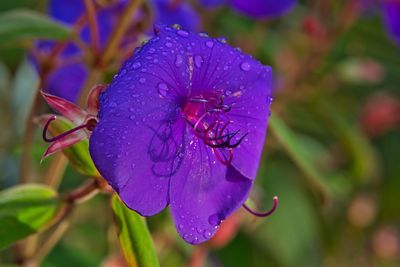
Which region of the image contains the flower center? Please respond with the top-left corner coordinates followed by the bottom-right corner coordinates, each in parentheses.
top-left (182, 95), bottom-right (247, 165)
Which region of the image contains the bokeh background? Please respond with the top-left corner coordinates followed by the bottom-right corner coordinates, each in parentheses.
top-left (0, 0), bottom-right (400, 266)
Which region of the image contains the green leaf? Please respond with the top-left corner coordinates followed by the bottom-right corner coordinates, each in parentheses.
top-left (269, 115), bottom-right (331, 203)
top-left (111, 195), bottom-right (159, 267)
top-left (43, 115), bottom-right (100, 177)
top-left (0, 184), bottom-right (61, 249)
top-left (0, 9), bottom-right (71, 46)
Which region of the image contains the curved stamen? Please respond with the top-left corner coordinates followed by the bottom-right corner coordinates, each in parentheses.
top-left (243, 196), bottom-right (279, 218)
top-left (43, 116), bottom-right (95, 143)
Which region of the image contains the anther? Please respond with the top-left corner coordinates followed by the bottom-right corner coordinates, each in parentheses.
top-left (243, 196), bottom-right (279, 218)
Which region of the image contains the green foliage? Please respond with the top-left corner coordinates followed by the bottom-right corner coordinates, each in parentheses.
top-left (0, 9), bottom-right (71, 47)
top-left (111, 195), bottom-right (159, 267)
top-left (269, 115), bottom-right (331, 202)
top-left (0, 184), bottom-right (60, 249)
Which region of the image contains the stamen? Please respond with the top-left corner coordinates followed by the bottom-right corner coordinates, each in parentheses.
top-left (43, 115), bottom-right (97, 143)
top-left (189, 98), bottom-right (208, 103)
top-left (243, 196), bottom-right (279, 218)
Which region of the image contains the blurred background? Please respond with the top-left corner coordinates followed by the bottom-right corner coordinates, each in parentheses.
top-left (0, 0), bottom-right (400, 266)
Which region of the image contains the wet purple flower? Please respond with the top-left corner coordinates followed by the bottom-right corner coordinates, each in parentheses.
top-left (200, 0), bottom-right (296, 19)
top-left (382, 0), bottom-right (400, 46)
top-left (88, 25), bottom-right (274, 244)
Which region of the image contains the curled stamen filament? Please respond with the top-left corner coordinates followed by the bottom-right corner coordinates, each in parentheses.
top-left (43, 115), bottom-right (94, 143)
top-left (243, 196), bottom-right (279, 218)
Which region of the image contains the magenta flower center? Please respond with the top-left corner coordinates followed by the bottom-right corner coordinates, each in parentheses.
top-left (182, 95), bottom-right (247, 165)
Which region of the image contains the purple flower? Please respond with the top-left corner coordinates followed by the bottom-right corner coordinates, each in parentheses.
top-left (200, 0), bottom-right (296, 19)
top-left (33, 0), bottom-right (128, 102)
top-left (382, 0), bottom-right (400, 46)
top-left (151, 0), bottom-right (201, 31)
top-left (88, 25), bottom-right (273, 244)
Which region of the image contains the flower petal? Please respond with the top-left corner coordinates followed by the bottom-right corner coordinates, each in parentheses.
top-left (230, 0), bottom-right (296, 19)
top-left (156, 26), bottom-right (272, 179)
top-left (90, 31), bottom-right (192, 215)
top-left (169, 137), bottom-right (253, 244)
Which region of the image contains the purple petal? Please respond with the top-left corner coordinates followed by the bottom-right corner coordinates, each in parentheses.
top-left (383, 0), bottom-right (400, 46)
top-left (170, 137), bottom-right (252, 244)
top-left (152, 0), bottom-right (201, 31)
top-left (162, 27), bottom-right (272, 179)
top-left (90, 32), bottom-right (192, 216)
top-left (230, 0), bottom-right (296, 18)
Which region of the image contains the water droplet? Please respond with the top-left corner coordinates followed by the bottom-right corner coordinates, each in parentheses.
top-left (175, 55), bottom-right (183, 67)
top-left (194, 55), bottom-right (203, 68)
top-left (208, 214), bottom-right (220, 226)
top-left (129, 115), bottom-right (136, 120)
top-left (225, 90), bottom-right (232, 96)
top-left (139, 77), bottom-right (146, 84)
top-left (203, 230), bottom-right (212, 239)
top-left (199, 32), bottom-right (209, 37)
top-left (240, 62), bottom-right (251, 71)
top-left (131, 163), bottom-right (136, 169)
top-left (172, 24), bottom-right (181, 30)
top-left (177, 30), bottom-right (189, 37)
top-left (165, 42), bottom-right (173, 48)
top-left (132, 62), bottom-right (141, 69)
top-left (205, 40), bottom-right (214, 48)
top-left (178, 224), bottom-right (184, 230)
top-left (149, 48), bottom-right (155, 53)
top-left (267, 96), bottom-right (274, 105)
top-left (217, 37), bottom-right (227, 43)
top-left (157, 82), bottom-right (169, 97)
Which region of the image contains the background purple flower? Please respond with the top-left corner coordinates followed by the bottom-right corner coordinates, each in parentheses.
top-left (89, 25), bottom-right (272, 244)
top-left (151, 0), bottom-right (200, 31)
top-left (200, 0), bottom-right (296, 18)
top-left (34, 0), bottom-right (199, 103)
top-left (33, 0), bottom-right (127, 102)
top-left (382, 0), bottom-right (400, 46)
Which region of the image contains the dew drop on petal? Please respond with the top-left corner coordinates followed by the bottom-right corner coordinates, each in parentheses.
top-left (177, 30), bottom-right (189, 37)
top-left (208, 214), bottom-right (221, 226)
top-left (165, 42), bottom-right (173, 48)
top-left (178, 224), bottom-right (184, 230)
top-left (203, 230), bottom-right (212, 239)
top-left (194, 55), bottom-right (203, 68)
top-left (157, 82), bottom-right (169, 97)
top-left (205, 40), bottom-right (214, 48)
top-left (175, 55), bottom-right (183, 67)
top-left (129, 115), bottom-right (136, 120)
top-left (240, 62), bottom-right (251, 71)
top-left (139, 77), bottom-right (146, 84)
top-left (132, 62), bottom-right (141, 69)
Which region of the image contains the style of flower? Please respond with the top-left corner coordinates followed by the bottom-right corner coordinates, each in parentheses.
top-left (200, 0), bottom-right (297, 19)
top-left (87, 25), bottom-right (276, 244)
